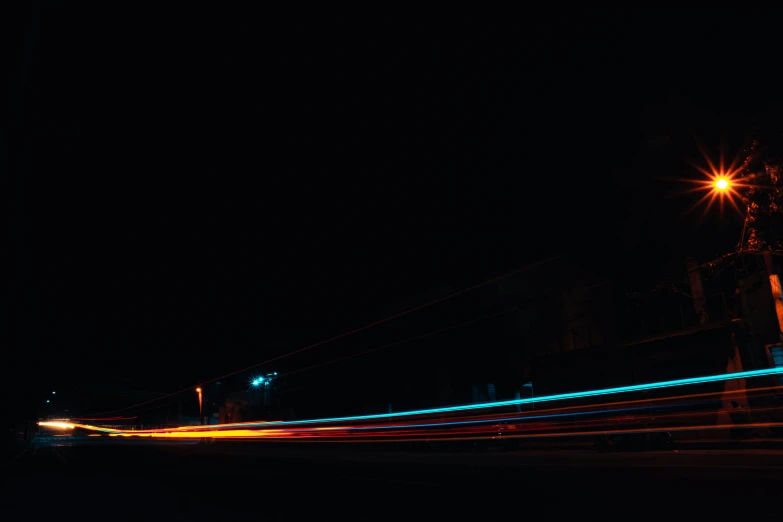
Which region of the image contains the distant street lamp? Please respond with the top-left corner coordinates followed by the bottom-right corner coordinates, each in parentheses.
top-left (250, 372), bottom-right (277, 387)
top-left (196, 387), bottom-right (203, 424)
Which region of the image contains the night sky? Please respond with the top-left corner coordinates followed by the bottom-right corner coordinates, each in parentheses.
top-left (6, 5), bottom-right (782, 422)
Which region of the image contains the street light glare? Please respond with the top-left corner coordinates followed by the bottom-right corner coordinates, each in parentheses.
top-left (684, 147), bottom-right (747, 218)
top-left (195, 387), bottom-right (201, 393)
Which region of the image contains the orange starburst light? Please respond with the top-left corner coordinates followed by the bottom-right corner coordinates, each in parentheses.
top-left (678, 145), bottom-right (749, 218)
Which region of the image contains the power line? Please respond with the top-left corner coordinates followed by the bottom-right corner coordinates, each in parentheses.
top-left (86, 256), bottom-right (559, 416)
top-left (279, 309), bottom-right (508, 379)
top-left (98, 309), bottom-right (510, 418)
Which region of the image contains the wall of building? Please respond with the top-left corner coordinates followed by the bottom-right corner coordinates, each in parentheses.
top-left (530, 324), bottom-right (737, 397)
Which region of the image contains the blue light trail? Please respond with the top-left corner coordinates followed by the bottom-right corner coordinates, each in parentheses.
top-left (231, 367), bottom-right (783, 428)
top-left (346, 400), bottom-right (713, 432)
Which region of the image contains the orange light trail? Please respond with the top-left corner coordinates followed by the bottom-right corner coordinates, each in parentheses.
top-left (274, 422), bottom-right (783, 445)
top-left (94, 384), bottom-right (777, 437)
top-left (38, 421), bottom-right (76, 430)
top-left (39, 372), bottom-right (783, 444)
top-left (39, 393), bottom-right (783, 444)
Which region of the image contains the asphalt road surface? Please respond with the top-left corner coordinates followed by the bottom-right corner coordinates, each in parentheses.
top-left (3, 441), bottom-right (782, 521)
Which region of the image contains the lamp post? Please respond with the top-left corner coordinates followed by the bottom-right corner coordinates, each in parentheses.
top-left (523, 382), bottom-right (534, 410)
top-left (516, 382), bottom-right (534, 412)
top-left (196, 387), bottom-right (203, 424)
top-left (250, 373), bottom-right (277, 407)
top-left (522, 382), bottom-right (534, 400)
top-left (713, 176), bottom-right (783, 334)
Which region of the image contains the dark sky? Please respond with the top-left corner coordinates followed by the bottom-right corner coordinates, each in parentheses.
top-left (6, 5), bottom-right (782, 420)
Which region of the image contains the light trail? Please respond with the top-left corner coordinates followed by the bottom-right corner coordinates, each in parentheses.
top-left (39, 409), bottom-right (783, 442)
top-left (308, 385), bottom-right (782, 435)
top-left (235, 367), bottom-right (783, 427)
top-left (268, 422), bottom-right (783, 445)
top-left (289, 403), bottom-right (783, 440)
top-left (108, 429), bottom-right (296, 439)
top-left (72, 416), bottom-right (138, 421)
top-left (42, 392), bottom-right (780, 439)
top-left (368, 384), bottom-right (783, 431)
top-left (98, 420), bottom-right (783, 443)
top-left (39, 369), bottom-right (783, 442)
top-left (38, 421), bottom-right (76, 430)
top-left (342, 401), bottom-right (711, 432)
top-left (131, 367), bottom-right (783, 432)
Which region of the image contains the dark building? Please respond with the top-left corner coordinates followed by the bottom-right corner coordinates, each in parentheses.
top-left (513, 253), bottom-right (783, 438)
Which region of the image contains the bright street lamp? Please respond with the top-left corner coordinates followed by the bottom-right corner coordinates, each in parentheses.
top-left (714, 178), bottom-right (730, 191)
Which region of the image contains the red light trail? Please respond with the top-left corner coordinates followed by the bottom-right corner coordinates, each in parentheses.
top-left (40, 369), bottom-right (783, 446)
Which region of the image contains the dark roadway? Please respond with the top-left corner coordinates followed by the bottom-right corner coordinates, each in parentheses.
top-left (2, 441), bottom-right (782, 521)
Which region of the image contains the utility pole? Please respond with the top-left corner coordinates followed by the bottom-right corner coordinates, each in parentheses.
top-left (764, 252), bottom-right (783, 343)
top-left (686, 257), bottom-right (709, 324)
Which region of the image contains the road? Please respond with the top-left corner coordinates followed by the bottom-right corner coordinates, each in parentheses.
top-left (2, 440), bottom-right (782, 521)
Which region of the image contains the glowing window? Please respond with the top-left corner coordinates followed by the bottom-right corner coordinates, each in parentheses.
top-left (770, 346), bottom-right (783, 385)
top-left (770, 346), bottom-right (783, 367)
